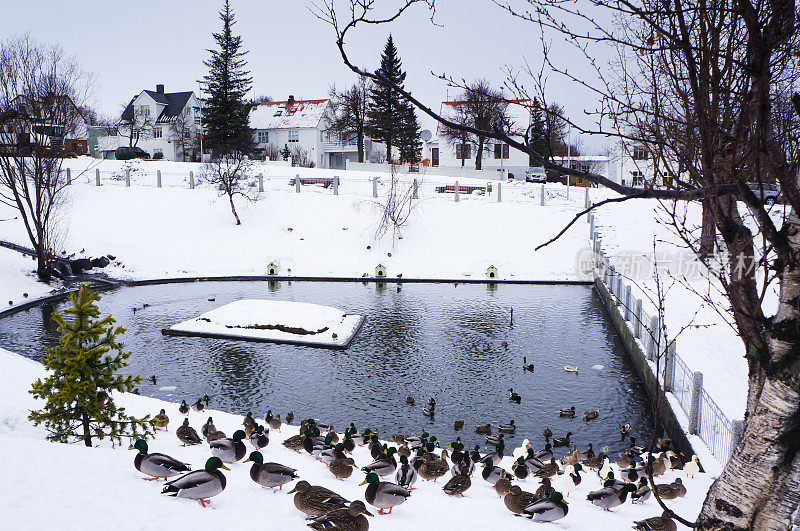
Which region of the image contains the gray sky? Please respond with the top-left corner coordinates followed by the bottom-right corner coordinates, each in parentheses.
top-left (1, 0), bottom-right (608, 152)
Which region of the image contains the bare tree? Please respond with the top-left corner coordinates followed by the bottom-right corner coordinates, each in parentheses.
top-left (252, 94), bottom-right (273, 104)
top-left (169, 106), bottom-right (196, 162)
top-left (0, 34), bottom-right (92, 279)
top-left (262, 142), bottom-right (281, 161)
top-left (290, 145), bottom-right (316, 168)
top-left (202, 152), bottom-right (255, 225)
top-left (329, 76), bottom-right (371, 163)
top-left (374, 165), bottom-right (417, 240)
top-left (117, 103), bottom-right (153, 150)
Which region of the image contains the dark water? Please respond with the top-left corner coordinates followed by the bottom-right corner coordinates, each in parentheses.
top-left (0, 281), bottom-right (655, 456)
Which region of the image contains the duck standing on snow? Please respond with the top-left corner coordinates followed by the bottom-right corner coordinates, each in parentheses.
top-left (361, 447), bottom-right (398, 477)
top-left (130, 439), bottom-right (190, 480)
top-left (654, 478), bottom-right (686, 499)
top-left (201, 417), bottom-right (215, 440)
top-left (631, 477), bottom-right (652, 503)
top-left (243, 451), bottom-right (298, 490)
top-left (210, 429), bottom-right (247, 463)
top-left (307, 500), bottom-right (373, 531)
top-left (153, 409), bottom-right (169, 431)
top-left (552, 466), bottom-right (576, 497)
top-left (250, 425), bottom-right (269, 450)
top-left (512, 439), bottom-right (531, 460)
top-left (289, 480), bottom-right (349, 517)
top-left (269, 414), bottom-right (282, 432)
top-left (633, 511), bottom-right (678, 531)
top-left (587, 483), bottom-right (636, 510)
top-left (178, 400), bottom-right (189, 415)
top-left (395, 455), bottom-right (418, 489)
top-left (442, 473), bottom-right (471, 496)
top-left (684, 455), bottom-right (701, 477)
top-left (360, 472), bottom-right (411, 515)
top-left (176, 418), bottom-right (202, 446)
top-left (502, 485), bottom-right (540, 514)
top-left (418, 450), bottom-right (449, 482)
top-left (481, 458), bottom-right (511, 486)
top-left (512, 457), bottom-right (529, 480)
top-left (192, 399), bottom-right (204, 413)
top-left (535, 477), bottom-right (555, 499)
top-left (520, 492), bottom-right (569, 522)
top-left (330, 454), bottom-right (357, 480)
top-left (533, 457), bottom-right (560, 478)
top-left (161, 457), bottom-right (229, 507)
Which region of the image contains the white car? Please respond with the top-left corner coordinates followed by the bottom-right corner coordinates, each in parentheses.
top-left (525, 167), bottom-right (547, 183)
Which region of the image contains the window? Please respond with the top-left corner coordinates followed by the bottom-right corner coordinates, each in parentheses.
top-left (494, 143), bottom-right (509, 159)
top-left (153, 127), bottom-right (162, 139)
top-left (184, 131), bottom-right (191, 140)
top-left (631, 171), bottom-right (645, 186)
top-left (274, 109), bottom-right (283, 117)
top-left (632, 145), bottom-right (649, 160)
top-left (257, 131), bottom-right (269, 144)
top-left (662, 176), bottom-right (674, 188)
top-left (431, 147), bottom-right (439, 167)
top-left (456, 143), bottom-right (471, 159)
top-left (193, 107), bottom-right (201, 125)
top-left (138, 105), bottom-right (150, 117)
top-left (288, 130), bottom-right (299, 143)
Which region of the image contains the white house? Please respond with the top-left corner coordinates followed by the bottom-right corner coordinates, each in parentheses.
top-left (102, 85), bottom-right (201, 161)
top-left (249, 96), bottom-right (376, 169)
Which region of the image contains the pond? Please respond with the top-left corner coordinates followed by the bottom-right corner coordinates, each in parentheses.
top-left (0, 280), bottom-right (655, 456)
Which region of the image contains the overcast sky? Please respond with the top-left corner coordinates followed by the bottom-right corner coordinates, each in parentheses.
top-left (2, 0), bottom-right (610, 152)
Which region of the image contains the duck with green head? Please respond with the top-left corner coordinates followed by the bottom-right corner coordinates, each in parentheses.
top-left (307, 500), bottom-right (373, 531)
top-left (520, 491), bottom-right (569, 522)
top-left (130, 439), bottom-right (190, 480)
top-left (360, 472), bottom-right (410, 515)
top-left (362, 447), bottom-right (398, 477)
top-left (394, 454), bottom-right (417, 489)
top-left (249, 424), bottom-right (269, 450)
top-left (243, 451), bottom-right (298, 490)
top-left (210, 429), bottom-right (247, 463)
top-left (587, 482), bottom-right (637, 510)
top-left (481, 458), bottom-right (511, 485)
top-left (161, 457), bottom-right (229, 507)
top-left (289, 480), bottom-right (349, 517)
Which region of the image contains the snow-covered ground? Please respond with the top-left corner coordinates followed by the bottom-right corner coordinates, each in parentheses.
top-left (0, 246), bottom-right (61, 309)
top-left (0, 346), bottom-right (714, 530)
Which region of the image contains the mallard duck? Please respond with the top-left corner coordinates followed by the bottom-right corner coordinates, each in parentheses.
top-left (130, 439), bottom-right (190, 480)
top-left (553, 432), bottom-right (572, 448)
top-left (450, 452), bottom-right (474, 477)
top-left (475, 424), bottom-right (492, 435)
top-left (561, 446), bottom-right (581, 467)
top-left (210, 429), bottom-right (247, 463)
top-left (533, 457), bottom-right (559, 478)
top-left (486, 433), bottom-right (505, 445)
top-left (307, 500), bottom-right (373, 531)
top-left (617, 450), bottom-right (632, 469)
top-left (584, 443), bottom-right (596, 459)
top-left (631, 477), bottom-right (651, 503)
top-left (535, 476), bottom-right (556, 498)
top-left (532, 443), bottom-right (553, 462)
top-left (285, 411), bottom-right (294, 424)
top-left (178, 400), bottom-right (189, 415)
top-left (153, 409), bottom-right (169, 431)
top-left (519, 491), bottom-right (569, 522)
top-left (427, 396), bottom-right (436, 407)
top-left (522, 356), bottom-right (534, 371)
top-left (289, 480), bottom-right (349, 517)
top-left (201, 417), bottom-right (215, 440)
top-left (494, 477), bottom-right (512, 497)
top-left (422, 404), bottom-right (435, 416)
top-left (508, 388), bottom-right (521, 402)
top-left (442, 473), bottom-right (471, 496)
top-left (330, 454), bottom-right (357, 480)
top-left (512, 439), bottom-right (531, 460)
top-left (633, 510), bottom-right (677, 531)
top-left (621, 423), bottom-right (632, 436)
top-left (268, 414), bottom-right (282, 432)
top-left (479, 443), bottom-right (505, 464)
top-left (395, 455), bottom-right (418, 489)
top-left (250, 425), bottom-right (269, 450)
top-left (583, 410), bottom-right (599, 421)
top-left (646, 453), bottom-right (667, 476)
top-left (587, 483), bottom-right (636, 510)
top-left (362, 447), bottom-right (398, 477)
top-left (283, 433), bottom-right (305, 452)
top-left (453, 420), bottom-right (464, 430)
top-left (512, 457), bottom-right (529, 480)
top-left (499, 420), bottom-right (516, 433)
top-left (563, 365), bottom-right (579, 373)
top-left (242, 412), bottom-right (255, 436)
top-left (654, 478), bottom-right (686, 499)
top-left (418, 450), bottom-right (449, 481)
top-left (361, 472), bottom-right (410, 515)
top-left (243, 451), bottom-right (298, 490)
top-left (623, 463), bottom-right (646, 483)
top-left (202, 394), bottom-right (210, 405)
top-left (192, 399), bottom-right (204, 412)
top-left (176, 418), bottom-right (202, 446)
top-left (684, 455), bottom-right (700, 477)
top-left (629, 437), bottom-right (646, 455)
top-left (161, 457), bottom-right (229, 507)
top-left (502, 485), bottom-right (540, 514)
top-left (481, 458), bottom-right (511, 485)
top-left (584, 451), bottom-right (607, 470)
top-left (559, 406), bottom-right (576, 418)
top-left (542, 427), bottom-right (552, 438)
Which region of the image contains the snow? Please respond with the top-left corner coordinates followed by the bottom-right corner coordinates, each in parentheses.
top-left (166, 299), bottom-right (364, 348)
top-left (0, 346), bottom-right (715, 530)
top-left (249, 99), bottom-right (329, 130)
top-left (0, 247), bottom-right (60, 310)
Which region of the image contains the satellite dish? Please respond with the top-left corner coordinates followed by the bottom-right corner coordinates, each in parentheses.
top-left (420, 129), bottom-right (432, 142)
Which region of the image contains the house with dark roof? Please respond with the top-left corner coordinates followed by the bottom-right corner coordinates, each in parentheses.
top-left (100, 84), bottom-right (200, 161)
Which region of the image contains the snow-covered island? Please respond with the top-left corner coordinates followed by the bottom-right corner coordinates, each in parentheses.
top-left (163, 300), bottom-right (364, 349)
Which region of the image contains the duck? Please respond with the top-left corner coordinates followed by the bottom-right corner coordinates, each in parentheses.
top-left (130, 439), bottom-right (190, 480)
top-left (422, 404), bottom-right (435, 416)
top-left (243, 451), bottom-right (298, 490)
top-left (587, 483), bottom-right (636, 510)
top-left (494, 477), bottom-right (513, 497)
top-left (207, 428), bottom-right (226, 442)
top-left (584, 451), bottom-right (607, 470)
top-left (283, 433), bottom-right (306, 452)
top-left (242, 412), bottom-right (255, 436)
top-left (553, 432), bottom-right (572, 448)
top-left (395, 455), bottom-right (418, 489)
top-left (584, 443), bottom-right (596, 459)
top-left (561, 446), bottom-right (581, 467)
top-left (285, 411), bottom-right (295, 424)
top-left (486, 433), bottom-right (505, 446)
top-left (633, 510), bottom-right (678, 531)
top-left (629, 437), bottom-right (646, 455)
top-left (269, 414), bottom-right (282, 432)
top-left (631, 477), bottom-right (652, 503)
top-left (210, 429), bottom-right (247, 463)
top-left (656, 438), bottom-right (672, 452)
top-left (361, 447), bottom-right (398, 477)
top-left (153, 409), bottom-right (169, 431)
top-left (654, 478), bottom-right (686, 499)
top-left (512, 457), bottom-right (529, 480)
top-left (475, 424), bottom-right (492, 435)
top-left (450, 451), bottom-right (474, 477)
top-left (330, 454), bottom-right (357, 480)
top-left (289, 480), bottom-right (349, 517)
top-left (552, 466), bottom-right (576, 497)
top-left (542, 427), bottom-right (552, 438)
top-left (584, 410), bottom-right (600, 421)
top-left (161, 457), bottom-right (229, 507)
top-left (522, 356), bottom-right (534, 371)
top-left (192, 399), bottom-right (204, 412)
top-left (307, 500), bottom-right (373, 531)
top-left (664, 450), bottom-right (682, 470)
top-left (684, 455), bottom-right (701, 477)
top-left (512, 439), bottom-right (531, 460)
top-left (202, 394), bottom-right (210, 405)
top-left (502, 485), bottom-right (540, 514)
top-left (617, 450), bottom-right (632, 469)
top-left (533, 457), bottom-right (559, 478)
top-left (397, 442), bottom-right (411, 458)
top-left (621, 423), bottom-right (632, 436)
top-left (361, 472), bottom-right (411, 515)
top-left (418, 450), bottom-right (449, 481)
top-left (405, 395), bottom-right (415, 405)
top-left (201, 417), bottom-right (215, 440)
top-left (563, 365), bottom-right (579, 373)
top-left (249, 425), bottom-right (269, 450)
top-left (598, 457), bottom-right (612, 480)
top-left (532, 443), bottom-right (553, 462)
top-left (176, 418), bottom-right (202, 446)
top-left (508, 388), bottom-right (521, 402)
top-left (646, 453), bottom-right (667, 476)
top-left (479, 443), bottom-right (505, 464)
top-left (519, 491), bottom-right (569, 522)
top-left (559, 406), bottom-right (576, 418)
top-left (498, 420), bottom-right (516, 433)
top-left (442, 474), bottom-right (471, 496)
top-left (453, 420), bottom-right (464, 430)
top-left (535, 476), bottom-right (556, 498)
top-left (178, 400), bottom-right (189, 415)
top-left (427, 396), bottom-right (436, 407)
top-left (481, 458), bottom-right (512, 485)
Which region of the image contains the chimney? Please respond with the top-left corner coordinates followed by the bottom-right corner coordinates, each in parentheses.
top-left (156, 84), bottom-right (165, 94)
top-left (287, 95), bottom-right (295, 106)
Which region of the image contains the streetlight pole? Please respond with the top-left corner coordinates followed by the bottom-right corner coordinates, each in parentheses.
top-left (197, 81), bottom-right (204, 162)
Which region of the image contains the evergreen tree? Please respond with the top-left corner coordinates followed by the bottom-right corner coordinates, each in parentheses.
top-left (29, 285), bottom-right (154, 447)
top-left (397, 103), bottom-right (422, 163)
top-left (201, 0), bottom-right (255, 155)
top-left (528, 98), bottom-right (549, 165)
top-left (367, 35), bottom-right (408, 162)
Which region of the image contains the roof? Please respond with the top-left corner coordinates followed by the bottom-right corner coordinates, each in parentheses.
top-left (120, 90), bottom-right (195, 124)
top-left (249, 99), bottom-right (329, 130)
top-left (437, 99), bottom-right (532, 137)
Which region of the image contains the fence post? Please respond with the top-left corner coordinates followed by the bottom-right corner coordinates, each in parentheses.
top-left (372, 176), bottom-right (378, 198)
top-left (589, 214), bottom-right (595, 239)
top-left (540, 184), bottom-right (546, 206)
top-left (689, 371), bottom-right (703, 434)
top-left (295, 175), bottom-right (301, 193)
top-left (585, 187), bottom-right (590, 208)
top-left (66, 167), bottom-right (71, 185)
top-left (647, 315), bottom-right (659, 361)
top-left (258, 173), bottom-right (264, 192)
top-left (189, 171), bottom-right (194, 189)
top-left (95, 168), bottom-right (100, 186)
top-left (157, 170), bottom-right (162, 188)
top-left (412, 178), bottom-right (418, 199)
top-left (624, 284), bottom-right (632, 321)
top-left (730, 419), bottom-right (744, 461)
top-left (125, 169), bottom-right (130, 187)
top-left (454, 181), bottom-right (460, 202)
top-left (497, 181), bottom-right (502, 202)
top-left (634, 298), bottom-right (643, 338)
top-left (664, 341), bottom-right (676, 392)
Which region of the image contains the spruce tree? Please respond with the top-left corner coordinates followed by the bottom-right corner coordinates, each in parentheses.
top-left (528, 98), bottom-right (549, 164)
top-left (397, 103), bottom-right (422, 163)
top-left (29, 285), bottom-right (154, 447)
top-left (367, 35), bottom-right (408, 162)
top-left (201, 0), bottom-right (255, 155)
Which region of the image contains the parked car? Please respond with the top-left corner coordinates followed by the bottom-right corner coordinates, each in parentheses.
top-left (115, 146), bottom-right (150, 160)
top-left (525, 167), bottom-right (547, 183)
top-left (747, 183), bottom-right (782, 205)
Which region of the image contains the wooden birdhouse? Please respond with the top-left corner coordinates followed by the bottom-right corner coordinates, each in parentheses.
top-left (375, 264), bottom-right (387, 278)
top-left (267, 261), bottom-right (280, 276)
top-left (486, 265), bottom-right (498, 279)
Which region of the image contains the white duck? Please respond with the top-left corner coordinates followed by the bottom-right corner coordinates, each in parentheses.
top-left (512, 439), bottom-right (531, 460)
top-left (598, 457), bottom-right (612, 480)
top-left (684, 455), bottom-right (700, 477)
top-left (553, 465), bottom-right (577, 497)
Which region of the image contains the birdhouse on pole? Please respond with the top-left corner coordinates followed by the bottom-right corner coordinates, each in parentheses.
top-left (486, 265), bottom-right (498, 279)
top-left (267, 262), bottom-right (281, 276)
top-left (375, 264), bottom-right (387, 278)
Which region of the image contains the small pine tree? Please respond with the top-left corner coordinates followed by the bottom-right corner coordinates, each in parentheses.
top-left (397, 102), bottom-right (422, 163)
top-left (29, 284), bottom-right (154, 447)
top-left (528, 98), bottom-right (549, 164)
top-left (367, 35), bottom-right (408, 162)
top-left (280, 143), bottom-right (291, 161)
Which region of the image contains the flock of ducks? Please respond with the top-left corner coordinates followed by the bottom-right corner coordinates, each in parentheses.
top-left (130, 397), bottom-right (703, 530)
